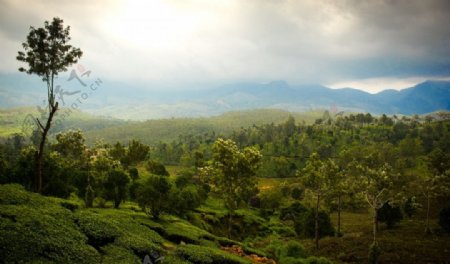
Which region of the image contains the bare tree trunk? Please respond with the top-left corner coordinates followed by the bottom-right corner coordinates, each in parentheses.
top-left (34, 102), bottom-right (58, 193)
top-left (425, 195), bottom-right (431, 234)
top-left (373, 206), bottom-right (378, 242)
top-left (337, 195), bottom-right (341, 236)
top-left (315, 194), bottom-right (320, 249)
top-left (228, 209), bottom-right (233, 239)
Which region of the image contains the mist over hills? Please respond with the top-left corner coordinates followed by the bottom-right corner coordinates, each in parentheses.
top-left (1, 73), bottom-right (449, 120)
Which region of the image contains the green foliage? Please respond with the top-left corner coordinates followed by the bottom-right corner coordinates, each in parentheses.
top-left (103, 169), bottom-right (130, 208)
top-left (164, 219), bottom-right (216, 244)
top-left (281, 241), bottom-right (307, 259)
top-left (201, 138), bottom-right (261, 211)
top-left (368, 241), bottom-right (381, 264)
top-left (174, 244), bottom-right (251, 264)
top-left (136, 175), bottom-right (172, 219)
top-left (377, 202), bottom-right (403, 228)
top-left (146, 159), bottom-right (169, 176)
top-left (16, 17), bottom-right (82, 81)
top-left (403, 197), bottom-right (418, 218)
top-left (291, 187), bottom-right (304, 200)
top-left (123, 139), bottom-right (149, 166)
top-left (170, 185), bottom-right (206, 217)
top-left (294, 210), bottom-right (335, 239)
top-left (100, 244), bottom-right (141, 264)
top-left (0, 184), bottom-right (100, 263)
top-left (280, 202), bottom-right (309, 221)
top-left (85, 183), bottom-right (94, 208)
top-left (439, 203), bottom-right (450, 233)
top-left (260, 188), bottom-right (283, 211)
top-left (74, 210), bottom-right (121, 248)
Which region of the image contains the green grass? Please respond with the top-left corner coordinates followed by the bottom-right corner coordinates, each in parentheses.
top-left (302, 212), bottom-right (450, 264)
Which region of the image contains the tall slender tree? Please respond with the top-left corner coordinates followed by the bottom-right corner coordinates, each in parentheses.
top-left (298, 152), bottom-right (338, 249)
top-left (200, 138), bottom-right (261, 238)
top-left (17, 17), bottom-right (82, 193)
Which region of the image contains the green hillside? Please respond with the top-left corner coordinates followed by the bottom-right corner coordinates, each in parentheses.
top-left (0, 107), bottom-right (323, 145)
top-left (0, 106), bottom-right (126, 138)
top-left (83, 109), bottom-right (323, 145)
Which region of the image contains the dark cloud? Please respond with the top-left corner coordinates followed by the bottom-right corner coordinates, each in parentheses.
top-left (1, 0), bottom-right (449, 90)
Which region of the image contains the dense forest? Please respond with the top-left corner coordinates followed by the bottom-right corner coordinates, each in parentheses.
top-left (1, 112), bottom-right (449, 263)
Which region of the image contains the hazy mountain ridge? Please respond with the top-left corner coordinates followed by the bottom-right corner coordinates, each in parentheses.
top-left (1, 73), bottom-right (449, 119)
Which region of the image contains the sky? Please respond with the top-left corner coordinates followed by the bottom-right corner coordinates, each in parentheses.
top-left (1, 0), bottom-right (450, 93)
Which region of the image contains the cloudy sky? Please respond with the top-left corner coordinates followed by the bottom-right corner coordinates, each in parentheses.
top-left (1, 0), bottom-right (450, 93)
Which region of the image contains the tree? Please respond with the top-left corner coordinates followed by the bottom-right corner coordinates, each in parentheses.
top-left (169, 185), bottom-right (206, 217)
top-left (124, 139), bottom-right (149, 167)
top-left (298, 153), bottom-right (338, 249)
top-left (104, 169), bottom-right (130, 208)
top-left (109, 142), bottom-right (126, 163)
top-left (136, 175), bottom-right (172, 219)
top-left (351, 161), bottom-right (398, 241)
top-left (199, 138), bottom-right (261, 238)
top-left (417, 150), bottom-right (450, 234)
top-left (146, 160), bottom-right (169, 176)
top-left (377, 202), bottom-right (403, 228)
top-left (17, 17), bottom-right (82, 193)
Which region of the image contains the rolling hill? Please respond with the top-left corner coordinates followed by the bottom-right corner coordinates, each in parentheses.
top-left (0, 107), bottom-right (324, 145)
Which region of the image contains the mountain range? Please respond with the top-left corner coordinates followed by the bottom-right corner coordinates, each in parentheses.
top-left (1, 73), bottom-right (449, 120)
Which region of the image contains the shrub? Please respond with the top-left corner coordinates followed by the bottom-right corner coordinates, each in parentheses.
top-left (280, 202), bottom-right (308, 221)
top-left (305, 256), bottom-right (332, 264)
top-left (260, 188), bottom-right (283, 211)
top-left (403, 197), bottom-right (418, 218)
top-left (74, 211), bottom-right (121, 249)
top-left (282, 241), bottom-right (307, 259)
top-left (294, 210), bottom-right (334, 238)
top-left (249, 196), bottom-right (261, 208)
top-left (136, 175), bottom-right (172, 219)
top-left (146, 160), bottom-right (169, 176)
top-left (368, 241), bottom-right (381, 264)
top-left (0, 185), bottom-right (101, 263)
top-left (103, 169), bottom-right (130, 208)
top-left (85, 183), bottom-right (94, 208)
top-left (439, 203), bottom-right (450, 233)
top-left (170, 185), bottom-right (206, 217)
top-left (377, 202), bottom-right (403, 228)
top-left (291, 187), bottom-right (304, 200)
top-left (174, 244), bottom-right (250, 264)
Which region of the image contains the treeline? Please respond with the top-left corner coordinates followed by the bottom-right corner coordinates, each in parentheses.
top-left (149, 113), bottom-right (449, 177)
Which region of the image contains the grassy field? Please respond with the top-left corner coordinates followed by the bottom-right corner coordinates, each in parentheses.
top-left (301, 212), bottom-right (450, 264)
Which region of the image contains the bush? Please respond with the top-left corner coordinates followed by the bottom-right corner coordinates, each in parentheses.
top-left (294, 210), bottom-right (334, 238)
top-left (368, 241), bottom-right (381, 264)
top-left (280, 202), bottom-right (308, 221)
top-left (136, 175), bottom-right (172, 219)
top-left (260, 188), bottom-right (283, 211)
top-left (174, 244), bottom-right (250, 264)
top-left (146, 160), bottom-right (169, 176)
top-left (0, 184), bottom-right (101, 263)
top-left (74, 211), bottom-right (121, 249)
top-left (377, 202), bottom-right (403, 228)
top-left (403, 197), bottom-right (418, 218)
top-left (103, 169), bottom-right (130, 208)
top-left (291, 187), bottom-right (304, 200)
top-left (282, 241), bottom-right (307, 259)
top-left (439, 203), bottom-right (450, 233)
top-left (170, 185), bottom-right (206, 217)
